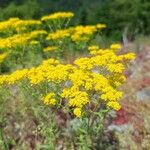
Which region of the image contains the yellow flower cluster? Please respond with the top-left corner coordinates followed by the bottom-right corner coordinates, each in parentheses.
top-left (0, 11), bottom-right (106, 65)
top-left (73, 108), bottom-right (82, 118)
top-left (62, 87), bottom-right (89, 108)
top-left (0, 30), bottom-right (47, 49)
top-left (43, 46), bottom-right (58, 52)
top-left (41, 12), bottom-right (74, 21)
top-left (46, 24), bottom-right (106, 42)
top-left (107, 101), bottom-right (121, 111)
top-left (42, 93), bottom-right (56, 105)
top-left (88, 45), bottom-right (99, 51)
top-left (96, 24), bottom-right (107, 29)
top-left (71, 24), bottom-right (105, 42)
top-left (46, 29), bottom-right (71, 40)
top-left (0, 17), bottom-right (41, 33)
top-left (30, 40), bottom-right (39, 45)
top-left (13, 19), bottom-right (41, 28)
top-left (0, 12), bottom-right (135, 118)
top-left (0, 44), bottom-right (135, 117)
top-left (0, 69), bottom-right (28, 85)
top-left (0, 18), bottom-right (19, 32)
top-left (110, 43), bottom-right (122, 50)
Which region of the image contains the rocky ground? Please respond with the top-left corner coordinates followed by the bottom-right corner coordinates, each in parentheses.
top-left (109, 42), bottom-right (150, 149)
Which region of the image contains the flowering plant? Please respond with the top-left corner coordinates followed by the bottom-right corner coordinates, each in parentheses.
top-left (0, 11), bottom-right (135, 149)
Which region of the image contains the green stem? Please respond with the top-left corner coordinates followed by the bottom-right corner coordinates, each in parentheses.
top-left (0, 126), bottom-right (8, 150)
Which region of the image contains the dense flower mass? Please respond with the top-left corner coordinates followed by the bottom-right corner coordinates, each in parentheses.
top-left (0, 11), bottom-right (138, 150)
top-left (0, 11), bottom-right (135, 118)
top-left (0, 13), bottom-right (106, 63)
top-left (0, 43), bottom-right (135, 117)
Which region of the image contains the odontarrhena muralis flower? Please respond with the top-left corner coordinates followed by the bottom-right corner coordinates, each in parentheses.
top-left (0, 43), bottom-right (135, 117)
top-left (0, 11), bottom-right (136, 118)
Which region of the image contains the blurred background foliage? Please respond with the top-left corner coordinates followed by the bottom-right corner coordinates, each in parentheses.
top-left (0, 0), bottom-right (149, 40)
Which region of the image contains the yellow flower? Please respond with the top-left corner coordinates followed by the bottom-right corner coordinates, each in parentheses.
top-left (110, 43), bottom-right (121, 50)
top-left (68, 91), bottom-right (89, 108)
top-left (0, 18), bottom-right (41, 33)
top-left (73, 108), bottom-right (81, 117)
top-left (0, 30), bottom-right (47, 49)
top-left (88, 45), bottom-right (99, 51)
top-left (28, 67), bottom-right (45, 85)
top-left (0, 18), bottom-right (19, 33)
top-left (43, 46), bottom-right (58, 52)
top-left (0, 41), bottom-right (135, 116)
top-left (5, 69), bottom-right (28, 85)
top-left (30, 40), bottom-right (39, 45)
top-left (71, 25), bottom-right (97, 42)
top-left (42, 93), bottom-right (56, 105)
top-left (100, 90), bottom-right (123, 101)
top-left (46, 29), bottom-right (70, 40)
top-left (41, 12), bottom-right (74, 21)
top-left (107, 101), bottom-right (121, 111)
top-left (119, 53), bottom-right (136, 60)
top-left (61, 86), bottom-right (79, 98)
top-left (96, 24), bottom-right (106, 29)
top-left (13, 20), bottom-right (41, 28)
top-left (107, 63), bottom-right (125, 73)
